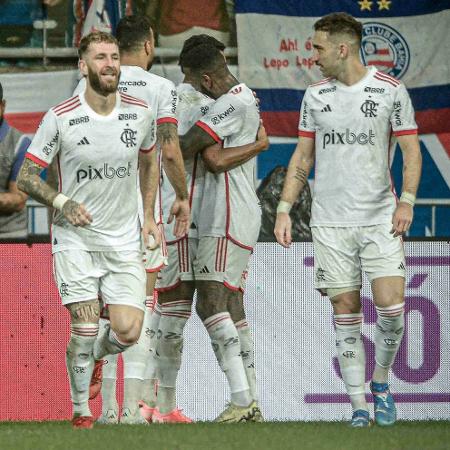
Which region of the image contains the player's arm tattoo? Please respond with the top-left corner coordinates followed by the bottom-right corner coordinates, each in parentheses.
top-left (294, 167), bottom-right (308, 186)
top-left (157, 122), bottom-right (178, 147)
top-left (17, 158), bottom-right (58, 207)
top-left (179, 125), bottom-right (217, 160)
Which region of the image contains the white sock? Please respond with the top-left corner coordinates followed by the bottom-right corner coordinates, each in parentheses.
top-left (334, 314), bottom-right (367, 412)
top-left (373, 303), bottom-right (405, 383)
top-left (142, 297), bottom-right (160, 407)
top-left (235, 319), bottom-right (258, 402)
top-left (204, 312), bottom-right (251, 407)
top-left (156, 300), bottom-right (192, 413)
top-left (93, 324), bottom-right (133, 360)
top-left (66, 323), bottom-right (98, 417)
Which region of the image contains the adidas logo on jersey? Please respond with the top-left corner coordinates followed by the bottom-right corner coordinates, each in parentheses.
top-left (398, 262), bottom-right (405, 270)
top-left (321, 104), bottom-right (332, 112)
top-left (77, 137), bottom-right (90, 145)
top-left (199, 266), bottom-right (210, 274)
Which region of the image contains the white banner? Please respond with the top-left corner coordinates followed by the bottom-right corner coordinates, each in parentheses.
top-left (177, 242), bottom-right (450, 421)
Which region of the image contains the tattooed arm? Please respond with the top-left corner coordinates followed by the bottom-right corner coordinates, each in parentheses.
top-left (158, 122), bottom-right (190, 237)
top-left (17, 158), bottom-right (92, 227)
top-left (274, 136), bottom-right (315, 248)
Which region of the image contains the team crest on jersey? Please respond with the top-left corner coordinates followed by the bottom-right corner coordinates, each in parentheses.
top-left (360, 98), bottom-right (379, 118)
top-left (120, 126), bottom-right (137, 148)
top-left (360, 22), bottom-right (410, 79)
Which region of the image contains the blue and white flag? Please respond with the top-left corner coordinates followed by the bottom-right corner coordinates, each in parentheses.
top-left (236, 0), bottom-right (450, 137)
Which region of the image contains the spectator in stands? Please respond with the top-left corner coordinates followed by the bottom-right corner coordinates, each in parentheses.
top-left (0, 82), bottom-right (31, 238)
top-left (66, 0), bottom-right (133, 47)
top-left (145, 0), bottom-right (236, 50)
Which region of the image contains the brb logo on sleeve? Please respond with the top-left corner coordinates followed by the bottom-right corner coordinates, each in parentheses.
top-left (360, 22), bottom-right (410, 79)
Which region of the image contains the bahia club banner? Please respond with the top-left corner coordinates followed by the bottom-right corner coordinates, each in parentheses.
top-left (235, 0), bottom-right (450, 136)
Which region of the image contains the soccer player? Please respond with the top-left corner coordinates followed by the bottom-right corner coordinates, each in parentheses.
top-left (152, 36), bottom-right (269, 423)
top-left (274, 13), bottom-right (422, 427)
top-left (17, 31), bottom-right (159, 429)
top-left (172, 42), bottom-right (267, 423)
top-left (73, 16), bottom-right (190, 424)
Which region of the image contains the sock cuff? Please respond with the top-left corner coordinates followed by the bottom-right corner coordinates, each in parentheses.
top-left (153, 302), bottom-right (162, 315)
top-left (145, 295), bottom-right (154, 309)
top-left (70, 323), bottom-right (99, 337)
top-left (234, 319), bottom-right (249, 330)
top-left (203, 312), bottom-right (232, 332)
top-left (376, 303), bottom-right (405, 317)
top-left (334, 313), bottom-right (363, 326)
top-left (161, 300), bottom-right (192, 318)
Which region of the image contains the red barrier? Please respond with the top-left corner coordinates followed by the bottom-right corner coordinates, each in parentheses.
top-left (0, 244), bottom-right (124, 420)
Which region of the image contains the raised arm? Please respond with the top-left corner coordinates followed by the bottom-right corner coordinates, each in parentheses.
top-left (391, 133), bottom-right (422, 237)
top-left (202, 123), bottom-right (270, 173)
top-left (274, 136), bottom-right (315, 248)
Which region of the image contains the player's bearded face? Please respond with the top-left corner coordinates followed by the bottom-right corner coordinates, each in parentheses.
top-left (87, 62), bottom-right (119, 95)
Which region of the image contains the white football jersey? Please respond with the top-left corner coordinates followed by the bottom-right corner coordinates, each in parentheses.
top-left (26, 92), bottom-right (156, 252)
top-left (196, 83), bottom-right (261, 249)
top-left (161, 82), bottom-right (214, 241)
top-left (298, 66), bottom-right (418, 227)
top-left (74, 66), bottom-right (178, 224)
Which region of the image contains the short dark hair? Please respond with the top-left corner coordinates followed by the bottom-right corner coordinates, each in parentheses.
top-left (314, 12), bottom-right (363, 46)
top-left (116, 15), bottom-right (152, 53)
top-left (179, 34), bottom-right (225, 69)
top-left (78, 31), bottom-right (118, 58)
top-left (179, 43), bottom-right (226, 75)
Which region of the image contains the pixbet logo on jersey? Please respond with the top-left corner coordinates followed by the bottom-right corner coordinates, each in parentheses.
top-left (76, 162), bottom-right (132, 183)
top-left (322, 129), bottom-right (375, 149)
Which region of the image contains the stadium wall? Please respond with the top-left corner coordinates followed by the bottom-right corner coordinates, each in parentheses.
top-left (1, 241), bottom-right (449, 421)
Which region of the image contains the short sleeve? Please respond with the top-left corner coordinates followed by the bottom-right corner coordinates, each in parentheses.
top-left (25, 111), bottom-right (61, 168)
top-left (156, 80), bottom-right (178, 125)
top-left (196, 95), bottom-right (244, 142)
top-left (390, 83), bottom-right (418, 136)
top-left (140, 111), bottom-right (157, 153)
top-left (298, 89), bottom-right (316, 138)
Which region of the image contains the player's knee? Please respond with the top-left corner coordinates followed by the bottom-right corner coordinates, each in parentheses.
top-left (329, 287), bottom-right (361, 314)
top-left (111, 316), bottom-right (143, 344)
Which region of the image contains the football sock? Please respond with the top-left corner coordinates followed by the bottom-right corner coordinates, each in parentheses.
top-left (334, 313), bottom-right (368, 412)
top-left (141, 298), bottom-right (161, 407)
top-left (373, 303), bottom-right (405, 383)
top-left (156, 300), bottom-right (192, 414)
top-left (66, 323), bottom-right (98, 417)
top-left (204, 312), bottom-right (251, 407)
top-left (235, 319), bottom-right (259, 401)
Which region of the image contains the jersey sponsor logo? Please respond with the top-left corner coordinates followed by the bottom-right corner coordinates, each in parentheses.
top-left (118, 80), bottom-right (147, 93)
top-left (42, 131), bottom-right (59, 156)
top-left (76, 162), bottom-right (132, 183)
top-left (171, 89), bottom-right (178, 114)
top-left (364, 86), bottom-right (385, 94)
top-left (200, 106), bottom-right (209, 115)
top-left (300, 101), bottom-right (309, 128)
top-left (318, 86), bottom-right (336, 95)
top-left (211, 104), bottom-right (236, 125)
top-left (360, 98), bottom-right (379, 118)
top-left (322, 129), bottom-right (376, 149)
top-left (118, 113), bottom-right (138, 121)
top-left (69, 116), bottom-right (90, 126)
top-left (393, 101), bottom-right (403, 127)
top-left (230, 86), bottom-right (242, 95)
top-left (120, 126), bottom-right (137, 148)
top-left (360, 22), bottom-right (410, 79)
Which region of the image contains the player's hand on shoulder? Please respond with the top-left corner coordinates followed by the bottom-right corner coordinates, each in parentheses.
top-left (62, 200), bottom-right (92, 227)
top-left (256, 122), bottom-right (270, 152)
top-left (143, 220), bottom-right (161, 250)
top-left (274, 212), bottom-right (292, 248)
top-left (391, 202), bottom-right (413, 237)
top-left (168, 198), bottom-right (190, 238)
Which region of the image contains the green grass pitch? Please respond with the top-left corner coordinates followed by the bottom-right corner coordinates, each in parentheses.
top-left (1, 421), bottom-right (449, 450)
